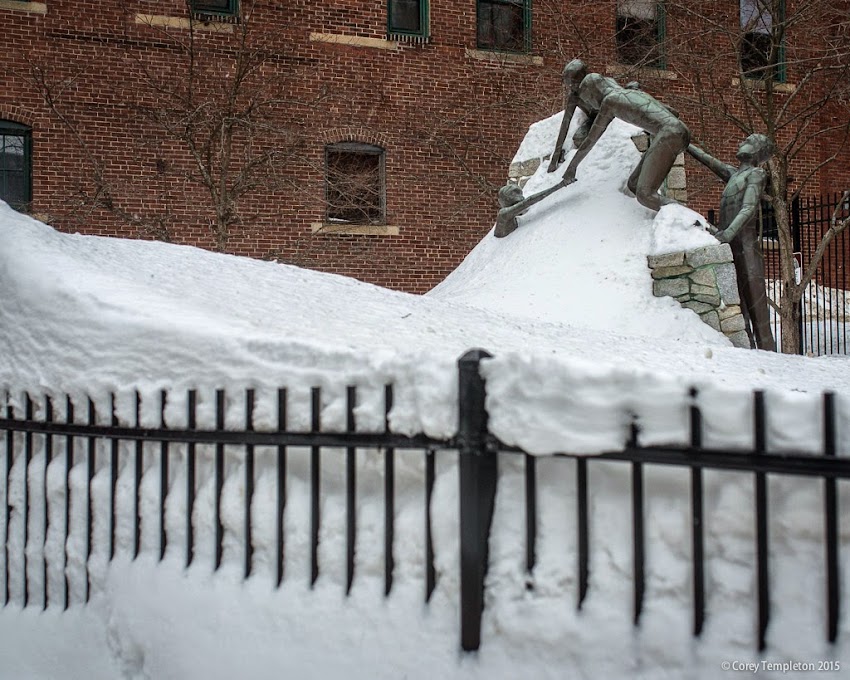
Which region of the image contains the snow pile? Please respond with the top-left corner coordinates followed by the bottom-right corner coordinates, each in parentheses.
top-left (431, 114), bottom-right (721, 338)
top-left (1, 105), bottom-right (850, 679)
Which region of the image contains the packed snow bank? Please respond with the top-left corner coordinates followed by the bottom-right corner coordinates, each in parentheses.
top-left (2, 201), bottom-right (850, 456)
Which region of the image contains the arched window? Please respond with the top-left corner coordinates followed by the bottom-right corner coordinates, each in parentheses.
top-left (0, 120), bottom-right (32, 212)
top-left (325, 142), bottom-right (386, 225)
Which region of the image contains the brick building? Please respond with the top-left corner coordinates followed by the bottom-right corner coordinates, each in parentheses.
top-left (2, 0), bottom-right (848, 293)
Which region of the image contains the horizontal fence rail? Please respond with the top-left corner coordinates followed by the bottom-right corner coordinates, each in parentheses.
top-left (2, 349), bottom-right (850, 653)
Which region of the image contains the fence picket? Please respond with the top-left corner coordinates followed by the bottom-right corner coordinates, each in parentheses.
top-left (823, 392), bottom-right (839, 642)
top-left (345, 386), bottom-right (356, 596)
top-left (244, 390), bottom-right (255, 580)
top-left (3, 396), bottom-right (13, 607)
top-left (310, 387), bottom-right (320, 588)
top-left (43, 396), bottom-right (53, 610)
top-left (276, 388), bottom-right (287, 588)
top-left (384, 385), bottom-right (395, 598)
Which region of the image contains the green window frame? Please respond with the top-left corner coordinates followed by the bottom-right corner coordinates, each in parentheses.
top-left (325, 142), bottom-right (386, 225)
top-left (0, 120), bottom-right (32, 213)
top-left (740, 0), bottom-right (786, 82)
top-left (191, 0), bottom-right (239, 17)
top-left (476, 0), bottom-right (531, 54)
top-left (615, 1), bottom-right (666, 69)
top-left (387, 0), bottom-right (429, 39)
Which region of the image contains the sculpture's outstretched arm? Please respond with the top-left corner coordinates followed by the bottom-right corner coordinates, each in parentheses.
top-left (501, 179), bottom-right (569, 221)
top-left (686, 143), bottom-right (734, 183)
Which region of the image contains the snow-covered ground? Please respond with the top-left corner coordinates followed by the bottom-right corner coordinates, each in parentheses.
top-left (1, 112), bottom-right (849, 679)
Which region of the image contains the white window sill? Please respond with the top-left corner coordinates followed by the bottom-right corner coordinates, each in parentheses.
top-left (732, 77), bottom-right (796, 94)
top-left (309, 33), bottom-right (398, 51)
top-left (311, 223), bottom-right (399, 236)
top-left (0, 1), bottom-right (47, 15)
top-left (466, 48), bottom-right (543, 66)
top-left (606, 64), bottom-right (677, 80)
top-left (134, 14), bottom-right (234, 33)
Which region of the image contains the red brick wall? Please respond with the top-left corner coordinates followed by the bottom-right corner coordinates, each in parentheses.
top-left (2, 0), bottom-right (848, 295)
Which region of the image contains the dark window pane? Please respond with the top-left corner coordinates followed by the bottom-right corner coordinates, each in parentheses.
top-left (389, 0), bottom-right (422, 33)
top-left (615, 16), bottom-right (661, 66)
top-left (741, 31), bottom-right (775, 78)
top-left (326, 148), bottom-right (383, 224)
top-left (478, 1), bottom-right (526, 52)
top-left (192, 0), bottom-right (237, 14)
top-left (0, 128), bottom-right (31, 211)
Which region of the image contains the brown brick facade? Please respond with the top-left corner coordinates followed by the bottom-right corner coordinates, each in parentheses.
top-left (2, 1), bottom-right (848, 293)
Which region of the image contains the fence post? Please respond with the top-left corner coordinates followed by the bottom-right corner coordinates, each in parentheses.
top-left (792, 196), bottom-right (804, 355)
top-left (457, 348), bottom-right (496, 652)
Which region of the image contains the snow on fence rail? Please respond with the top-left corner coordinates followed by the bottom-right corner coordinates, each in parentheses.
top-left (2, 349), bottom-right (850, 653)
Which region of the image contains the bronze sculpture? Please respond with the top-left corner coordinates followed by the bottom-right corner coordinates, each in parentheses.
top-left (548, 59), bottom-right (690, 212)
top-left (687, 135), bottom-right (777, 351)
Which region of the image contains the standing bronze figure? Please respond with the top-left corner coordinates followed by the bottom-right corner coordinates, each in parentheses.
top-left (687, 135), bottom-right (777, 351)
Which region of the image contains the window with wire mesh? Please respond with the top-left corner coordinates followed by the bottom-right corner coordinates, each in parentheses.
top-left (0, 121), bottom-right (32, 213)
top-left (191, 0), bottom-right (239, 17)
top-left (615, 1), bottom-right (664, 67)
top-left (477, 0), bottom-right (529, 53)
top-left (740, 0), bottom-right (784, 81)
top-left (325, 143), bottom-right (385, 225)
top-left (388, 0), bottom-right (428, 37)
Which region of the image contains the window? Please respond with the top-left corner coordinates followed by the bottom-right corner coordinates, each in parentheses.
top-left (325, 143), bottom-right (385, 225)
top-left (0, 120), bottom-right (32, 213)
top-left (191, 0), bottom-right (238, 16)
top-left (615, 1), bottom-right (665, 68)
top-left (477, 0), bottom-right (530, 53)
top-left (740, 0), bottom-right (785, 81)
top-left (388, 0), bottom-right (429, 38)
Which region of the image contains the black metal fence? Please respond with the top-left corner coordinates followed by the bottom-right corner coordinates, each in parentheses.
top-left (2, 350), bottom-right (850, 653)
top-left (716, 193), bottom-right (850, 355)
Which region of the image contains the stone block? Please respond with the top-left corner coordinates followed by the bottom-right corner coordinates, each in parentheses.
top-left (700, 310), bottom-right (721, 331)
top-left (691, 283), bottom-right (718, 298)
top-left (693, 294), bottom-right (721, 306)
top-left (651, 264), bottom-right (693, 279)
top-left (688, 267), bottom-right (716, 287)
top-left (647, 251), bottom-right (685, 269)
top-left (508, 158), bottom-right (541, 179)
top-left (714, 262), bottom-right (741, 304)
top-left (631, 132), bottom-right (650, 152)
top-left (718, 304), bottom-right (742, 320)
top-left (726, 329), bottom-right (751, 349)
top-left (720, 313), bottom-right (747, 333)
top-left (667, 189), bottom-right (688, 202)
top-left (683, 300), bottom-right (714, 315)
top-left (685, 243), bottom-right (733, 268)
top-left (667, 166), bottom-right (686, 190)
top-left (653, 278), bottom-right (690, 298)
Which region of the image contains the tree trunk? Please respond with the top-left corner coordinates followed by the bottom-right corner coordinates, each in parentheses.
top-left (778, 285), bottom-right (802, 354)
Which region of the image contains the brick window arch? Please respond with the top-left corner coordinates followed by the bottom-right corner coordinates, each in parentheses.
top-left (0, 120), bottom-right (32, 213)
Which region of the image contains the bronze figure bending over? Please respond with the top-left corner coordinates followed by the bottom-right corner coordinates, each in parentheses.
top-left (549, 59), bottom-right (689, 213)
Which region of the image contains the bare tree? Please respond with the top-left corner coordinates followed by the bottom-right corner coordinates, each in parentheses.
top-left (663, 0), bottom-right (850, 353)
top-left (16, 0), bottom-right (320, 250)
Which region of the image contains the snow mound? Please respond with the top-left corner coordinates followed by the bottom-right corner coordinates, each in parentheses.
top-left (431, 114), bottom-right (723, 343)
